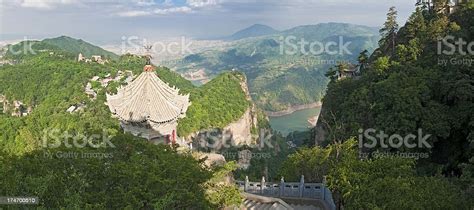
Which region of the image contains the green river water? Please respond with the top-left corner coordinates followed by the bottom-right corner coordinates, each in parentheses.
top-left (268, 107), bottom-right (321, 136)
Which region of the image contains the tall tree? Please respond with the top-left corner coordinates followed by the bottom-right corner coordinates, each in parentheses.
top-left (379, 6), bottom-right (399, 56)
top-left (357, 50), bottom-right (369, 72)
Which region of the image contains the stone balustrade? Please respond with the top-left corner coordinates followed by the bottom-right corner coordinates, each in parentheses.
top-left (236, 175), bottom-right (336, 210)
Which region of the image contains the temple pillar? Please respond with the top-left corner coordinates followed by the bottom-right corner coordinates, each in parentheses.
top-left (172, 130), bottom-right (176, 145)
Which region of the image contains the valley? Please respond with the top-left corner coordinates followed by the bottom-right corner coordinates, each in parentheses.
top-left (1, 1), bottom-right (473, 208)
top-left (113, 23), bottom-right (380, 113)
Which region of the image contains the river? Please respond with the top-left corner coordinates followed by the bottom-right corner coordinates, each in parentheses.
top-left (268, 107), bottom-right (321, 136)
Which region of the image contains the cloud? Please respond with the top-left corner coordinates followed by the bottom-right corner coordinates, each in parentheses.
top-left (118, 6), bottom-right (193, 17)
top-left (154, 6), bottom-right (192, 14)
top-left (163, 0), bottom-right (174, 6)
top-left (15, 0), bottom-right (78, 9)
top-left (132, 0), bottom-right (156, 7)
top-left (187, 0), bottom-right (219, 8)
top-left (117, 10), bottom-right (152, 17)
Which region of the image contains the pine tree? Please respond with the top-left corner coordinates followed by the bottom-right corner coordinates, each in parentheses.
top-left (406, 7), bottom-right (427, 40)
top-left (379, 6), bottom-right (399, 56)
top-left (357, 50), bottom-right (369, 72)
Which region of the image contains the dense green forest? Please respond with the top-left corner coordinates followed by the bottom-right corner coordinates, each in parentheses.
top-left (0, 134), bottom-right (241, 209)
top-left (177, 72), bottom-right (250, 136)
top-left (0, 39), bottom-right (250, 208)
top-left (304, 2), bottom-right (474, 209)
top-left (0, 49), bottom-right (250, 154)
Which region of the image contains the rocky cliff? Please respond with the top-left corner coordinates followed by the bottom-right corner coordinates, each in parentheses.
top-left (186, 74), bottom-right (259, 146)
top-left (222, 103), bottom-right (258, 145)
top-left (313, 105), bottom-right (328, 146)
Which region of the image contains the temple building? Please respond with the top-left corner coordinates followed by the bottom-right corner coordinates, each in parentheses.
top-left (106, 60), bottom-right (190, 144)
top-left (337, 64), bottom-right (360, 80)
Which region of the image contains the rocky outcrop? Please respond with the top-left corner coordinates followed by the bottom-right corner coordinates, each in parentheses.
top-left (313, 105), bottom-right (328, 146)
top-left (222, 75), bottom-right (258, 145)
top-left (199, 153), bottom-right (226, 167)
top-left (222, 104), bottom-right (258, 145)
top-left (185, 74), bottom-right (258, 146)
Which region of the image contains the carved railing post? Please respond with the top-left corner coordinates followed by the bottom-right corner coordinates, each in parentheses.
top-left (299, 175), bottom-right (305, 197)
top-left (279, 177), bottom-right (285, 197)
top-left (261, 176), bottom-right (265, 195)
top-left (322, 175), bottom-right (327, 200)
top-left (244, 176), bottom-right (249, 192)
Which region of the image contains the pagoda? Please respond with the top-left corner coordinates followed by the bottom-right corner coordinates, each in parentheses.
top-left (106, 46), bottom-right (190, 144)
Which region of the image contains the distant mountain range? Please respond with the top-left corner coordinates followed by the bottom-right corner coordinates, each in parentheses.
top-left (226, 24), bottom-right (279, 40)
top-left (5, 36), bottom-right (118, 59)
top-left (172, 22), bottom-right (380, 111)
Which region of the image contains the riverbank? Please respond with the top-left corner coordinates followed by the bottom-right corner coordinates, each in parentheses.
top-left (265, 102), bottom-right (322, 117)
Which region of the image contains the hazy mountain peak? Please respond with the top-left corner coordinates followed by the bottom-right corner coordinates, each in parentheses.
top-left (227, 24), bottom-right (279, 40)
top-left (42, 36), bottom-right (118, 58)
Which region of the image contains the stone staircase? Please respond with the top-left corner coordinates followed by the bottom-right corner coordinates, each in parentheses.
top-left (237, 193), bottom-right (323, 210)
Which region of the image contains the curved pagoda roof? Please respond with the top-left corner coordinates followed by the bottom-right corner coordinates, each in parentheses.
top-left (106, 68), bottom-right (190, 124)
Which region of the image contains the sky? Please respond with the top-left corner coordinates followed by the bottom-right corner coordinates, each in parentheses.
top-left (0, 0), bottom-right (416, 44)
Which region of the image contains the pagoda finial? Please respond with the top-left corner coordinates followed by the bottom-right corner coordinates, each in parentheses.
top-left (143, 45), bottom-right (155, 72)
top-left (144, 45), bottom-right (152, 65)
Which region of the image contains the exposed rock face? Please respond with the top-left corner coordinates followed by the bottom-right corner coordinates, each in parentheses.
top-left (200, 153), bottom-right (226, 167)
top-left (314, 105), bottom-right (328, 145)
top-left (186, 74), bottom-right (258, 146)
top-left (238, 149), bottom-right (252, 169)
top-left (221, 75), bottom-right (258, 145)
top-left (222, 105), bottom-right (257, 145)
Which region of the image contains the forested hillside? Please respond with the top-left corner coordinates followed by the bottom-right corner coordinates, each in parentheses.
top-left (0, 43), bottom-right (249, 155)
top-left (178, 72), bottom-right (250, 136)
top-left (0, 38), bottom-right (249, 208)
top-left (306, 2), bottom-right (474, 209)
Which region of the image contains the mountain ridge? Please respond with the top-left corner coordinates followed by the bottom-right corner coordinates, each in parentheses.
top-left (5, 35), bottom-right (118, 60)
top-left (226, 24), bottom-right (279, 40)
